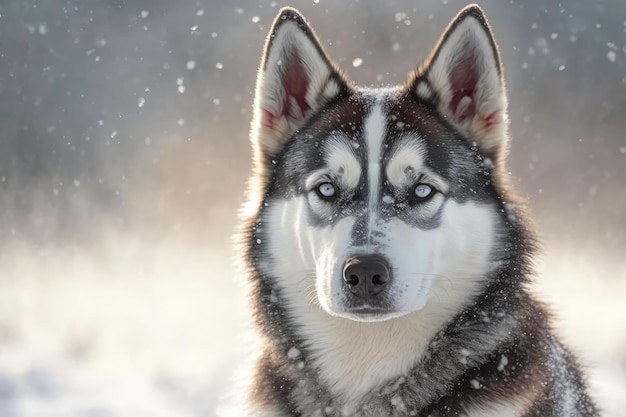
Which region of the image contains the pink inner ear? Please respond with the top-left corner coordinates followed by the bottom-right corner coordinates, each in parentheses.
top-left (484, 110), bottom-right (502, 129)
top-left (448, 56), bottom-right (478, 122)
top-left (261, 109), bottom-right (275, 128)
top-left (282, 54), bottom-right (312, 119)
top-left (260, 53), bottom-right (312, 130)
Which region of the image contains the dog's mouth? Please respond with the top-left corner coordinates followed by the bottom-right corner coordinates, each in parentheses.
top-left (349, 305), bottom-right (388, 315)
top-left (337, 305), bottom-right (410, 322)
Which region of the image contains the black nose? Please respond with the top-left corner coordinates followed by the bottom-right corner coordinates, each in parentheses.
top-left (342, 254), bottom-right (391, 299)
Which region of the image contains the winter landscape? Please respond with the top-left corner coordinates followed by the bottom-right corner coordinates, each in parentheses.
top-left (0, 0), bottom-right (625, 415)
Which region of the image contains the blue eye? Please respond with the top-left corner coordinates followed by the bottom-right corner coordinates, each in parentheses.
top-left (317, 182), bottom-right (336, 199)
top-left (414, 184), bottom-right (433, 199)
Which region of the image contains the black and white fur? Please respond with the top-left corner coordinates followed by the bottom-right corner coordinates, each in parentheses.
top-left (237, 5), bottom-right (598, 416)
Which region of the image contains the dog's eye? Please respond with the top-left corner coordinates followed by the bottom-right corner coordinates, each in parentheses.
top-left (413, 183), bottom-right (433, 200)
top-left (317, 182), bottom-right (337, 199)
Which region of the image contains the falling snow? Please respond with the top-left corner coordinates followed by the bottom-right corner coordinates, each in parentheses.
top-left (390, 394), bottom-right (407, 411)
top-left (469, 379), bottom-right (482, 389)
top-left (497, 355), bottom-right (509, 372)
top-left (382, 195), bottom-right (394, 204)
top-left (287, 347), bottom-right (301, 360)
top-left (504, 202), bottom-right (517, 223)
top-left (395, 12), bottom-right (407, 22)
top-left (607, 51), bottom-right (616, 62)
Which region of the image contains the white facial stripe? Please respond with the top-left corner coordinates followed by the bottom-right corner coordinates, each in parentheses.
top-left (364, 98), bottom-right (387, 242)
top-left (387, 137), bottom-right (450, 193)
top-left (323, 136), bottom-right (362, 189)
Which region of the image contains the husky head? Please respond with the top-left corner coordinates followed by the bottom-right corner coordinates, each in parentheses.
top-left (245, 5), bottom-right (519, 324)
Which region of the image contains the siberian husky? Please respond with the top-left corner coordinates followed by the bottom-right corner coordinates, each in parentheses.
top-left (237, 4), bottom-right (598, 416)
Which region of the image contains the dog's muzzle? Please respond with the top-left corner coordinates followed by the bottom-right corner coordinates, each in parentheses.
top-left (342, 254), bottom-right (392, 300)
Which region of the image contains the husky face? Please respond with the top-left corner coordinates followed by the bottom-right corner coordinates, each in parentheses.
top-left (265, 93), bottom-right (500, 322)
top-left (249, 7), bottom-right (510, 323)
top-left (240, 8), bottom-right (598, 415)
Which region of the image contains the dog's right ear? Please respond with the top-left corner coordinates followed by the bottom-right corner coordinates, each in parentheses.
top-left (251, 8), bottom-right (350, 160)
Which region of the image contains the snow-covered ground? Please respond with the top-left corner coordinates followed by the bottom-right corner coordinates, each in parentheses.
top-left (0, 235), bottom-right (247, 417)
top-left (0, 232), bottom-right (624, 416)
top-left (533, 247), bottom-right (626, 416)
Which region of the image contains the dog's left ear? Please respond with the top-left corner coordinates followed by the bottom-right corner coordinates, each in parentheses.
top-left (251, 8), bottom-right (350, 160)
top-left (413, 5), bottom-right (507, 154)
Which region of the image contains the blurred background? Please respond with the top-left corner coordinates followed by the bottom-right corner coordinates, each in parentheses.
top-left (0, 0), bottom-right (624, 415)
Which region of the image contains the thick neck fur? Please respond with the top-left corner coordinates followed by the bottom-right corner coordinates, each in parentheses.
top-left (249, 255), bottom-right (537, 415)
